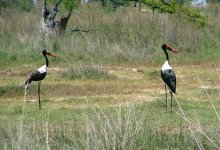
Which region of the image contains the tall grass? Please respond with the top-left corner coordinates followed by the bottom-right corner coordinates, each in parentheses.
top-left (0, 103), bottom-right (219, 149)
top-left (0, 3), bottom-right (220, 67)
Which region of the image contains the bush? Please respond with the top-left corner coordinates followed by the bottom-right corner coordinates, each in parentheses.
top-left (61, 65), bottom-right (116, 80)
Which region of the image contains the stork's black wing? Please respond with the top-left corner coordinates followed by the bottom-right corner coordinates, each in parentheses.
top-left (161, 69), bottom-right (176, 93)
top-left (29, 70), bottom-right (47, 82)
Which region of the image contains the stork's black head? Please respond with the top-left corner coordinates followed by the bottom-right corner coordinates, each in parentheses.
top-left (42, 49), bottom-right (59, 58)
top-left (161, 44), bottom-right (178, 53)
top-left (161, 44), bottom-right (167, 50)
top-left (42, 49), bottom-right (47, 56)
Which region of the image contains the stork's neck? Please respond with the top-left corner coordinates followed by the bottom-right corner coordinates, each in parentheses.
top-left (163, 49), bottom-right (169, 61)
top-left (44, 54), bottom-right (49, 67)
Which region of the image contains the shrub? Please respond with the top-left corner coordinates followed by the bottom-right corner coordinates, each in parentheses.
top-left (61, 65), bottom-right (116, 80)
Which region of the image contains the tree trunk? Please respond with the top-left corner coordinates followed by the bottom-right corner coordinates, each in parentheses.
top-left (31, 0), bottom-right (38, 6)
top-left (40, 0), bottom-right (72, 36)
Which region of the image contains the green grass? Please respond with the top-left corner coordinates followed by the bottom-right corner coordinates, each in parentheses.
top-left (0, 99), bottom-right (220, 149)
top-left (0, 61), bottom-right (220, 149)
top-left (0, 85), bottom-right (24, 97)
top-left (61, 65), bottom-right (116, 80)
top-left (0, 2), bottom-right (220, 149)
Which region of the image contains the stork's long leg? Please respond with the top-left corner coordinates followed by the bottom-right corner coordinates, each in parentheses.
top-left (165, 84), bottom-right (167, 111)
top-left (24, 87), bottom-right (27, 102)
top-left (24, 87), bottom-right (27, 97)
top-left (170, 92), bottom-right (173, 108)
top-left (38, 81), bottom-right (42, 110)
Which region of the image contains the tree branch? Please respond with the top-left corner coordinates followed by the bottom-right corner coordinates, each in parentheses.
top-left (42, 0), bottom-right (49, 23)
top-left (58, 12), bottom-right (72, 35)
top-left (47, 0), bottom-right (62, 28)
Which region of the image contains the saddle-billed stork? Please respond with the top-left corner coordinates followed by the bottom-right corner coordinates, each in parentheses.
top-left (24, 49), bottom-right (58, 109)
top-left (160, 44), bottom-right (177, 110)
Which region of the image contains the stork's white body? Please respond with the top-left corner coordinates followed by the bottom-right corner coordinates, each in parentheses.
top-left (161, 60), bottom-right (173, 72)
top-left (37, 65), bottom-right (47, 73)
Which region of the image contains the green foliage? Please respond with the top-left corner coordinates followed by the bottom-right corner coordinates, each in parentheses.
top-left (48, 0), bottom-right (80, 12)
top-left (61, 0), bottom-right (80, 11)
top-left (95, 0), bottom-right (206, 24)
top-left (18, 0), bottom-right (33, 11)
top-left (0, 0), bottom-right (80, 12)
top-left (181, 6), bottom-right (206, 25)
top-left (0, 1), bottom-right (7, 9)
top-left (140, 0), bottom-right (206, 25)
top-left (92, 0), bottom-right (129, 11)
top-left (207, 0), bottom-right (220, 2)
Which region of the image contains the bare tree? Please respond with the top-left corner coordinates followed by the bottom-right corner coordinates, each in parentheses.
top-left (40, 0), bottom-right (72, 36)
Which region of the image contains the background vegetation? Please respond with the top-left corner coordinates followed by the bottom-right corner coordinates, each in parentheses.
top-left (1, 1), bottom-right (220, 67)
top-left (0, 0), bottom-right (220, 149)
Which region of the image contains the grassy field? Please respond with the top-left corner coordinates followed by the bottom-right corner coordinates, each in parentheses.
top-left (0, 2), bottom-right (220, 149)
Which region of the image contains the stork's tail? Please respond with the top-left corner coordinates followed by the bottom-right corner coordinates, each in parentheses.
top-left (24, 79), bottom-right (31, 96)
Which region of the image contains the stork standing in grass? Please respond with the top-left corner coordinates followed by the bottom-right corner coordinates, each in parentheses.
top-left (160, 44), bottom-right (178, 110)
top-left (25, 49), bottom-right (58, 109)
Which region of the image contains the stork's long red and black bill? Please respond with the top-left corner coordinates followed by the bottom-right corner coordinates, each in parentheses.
top-left (167, 46), bottom-right (178, 53)
top-left (46, 52), bottom-right (59, 58)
